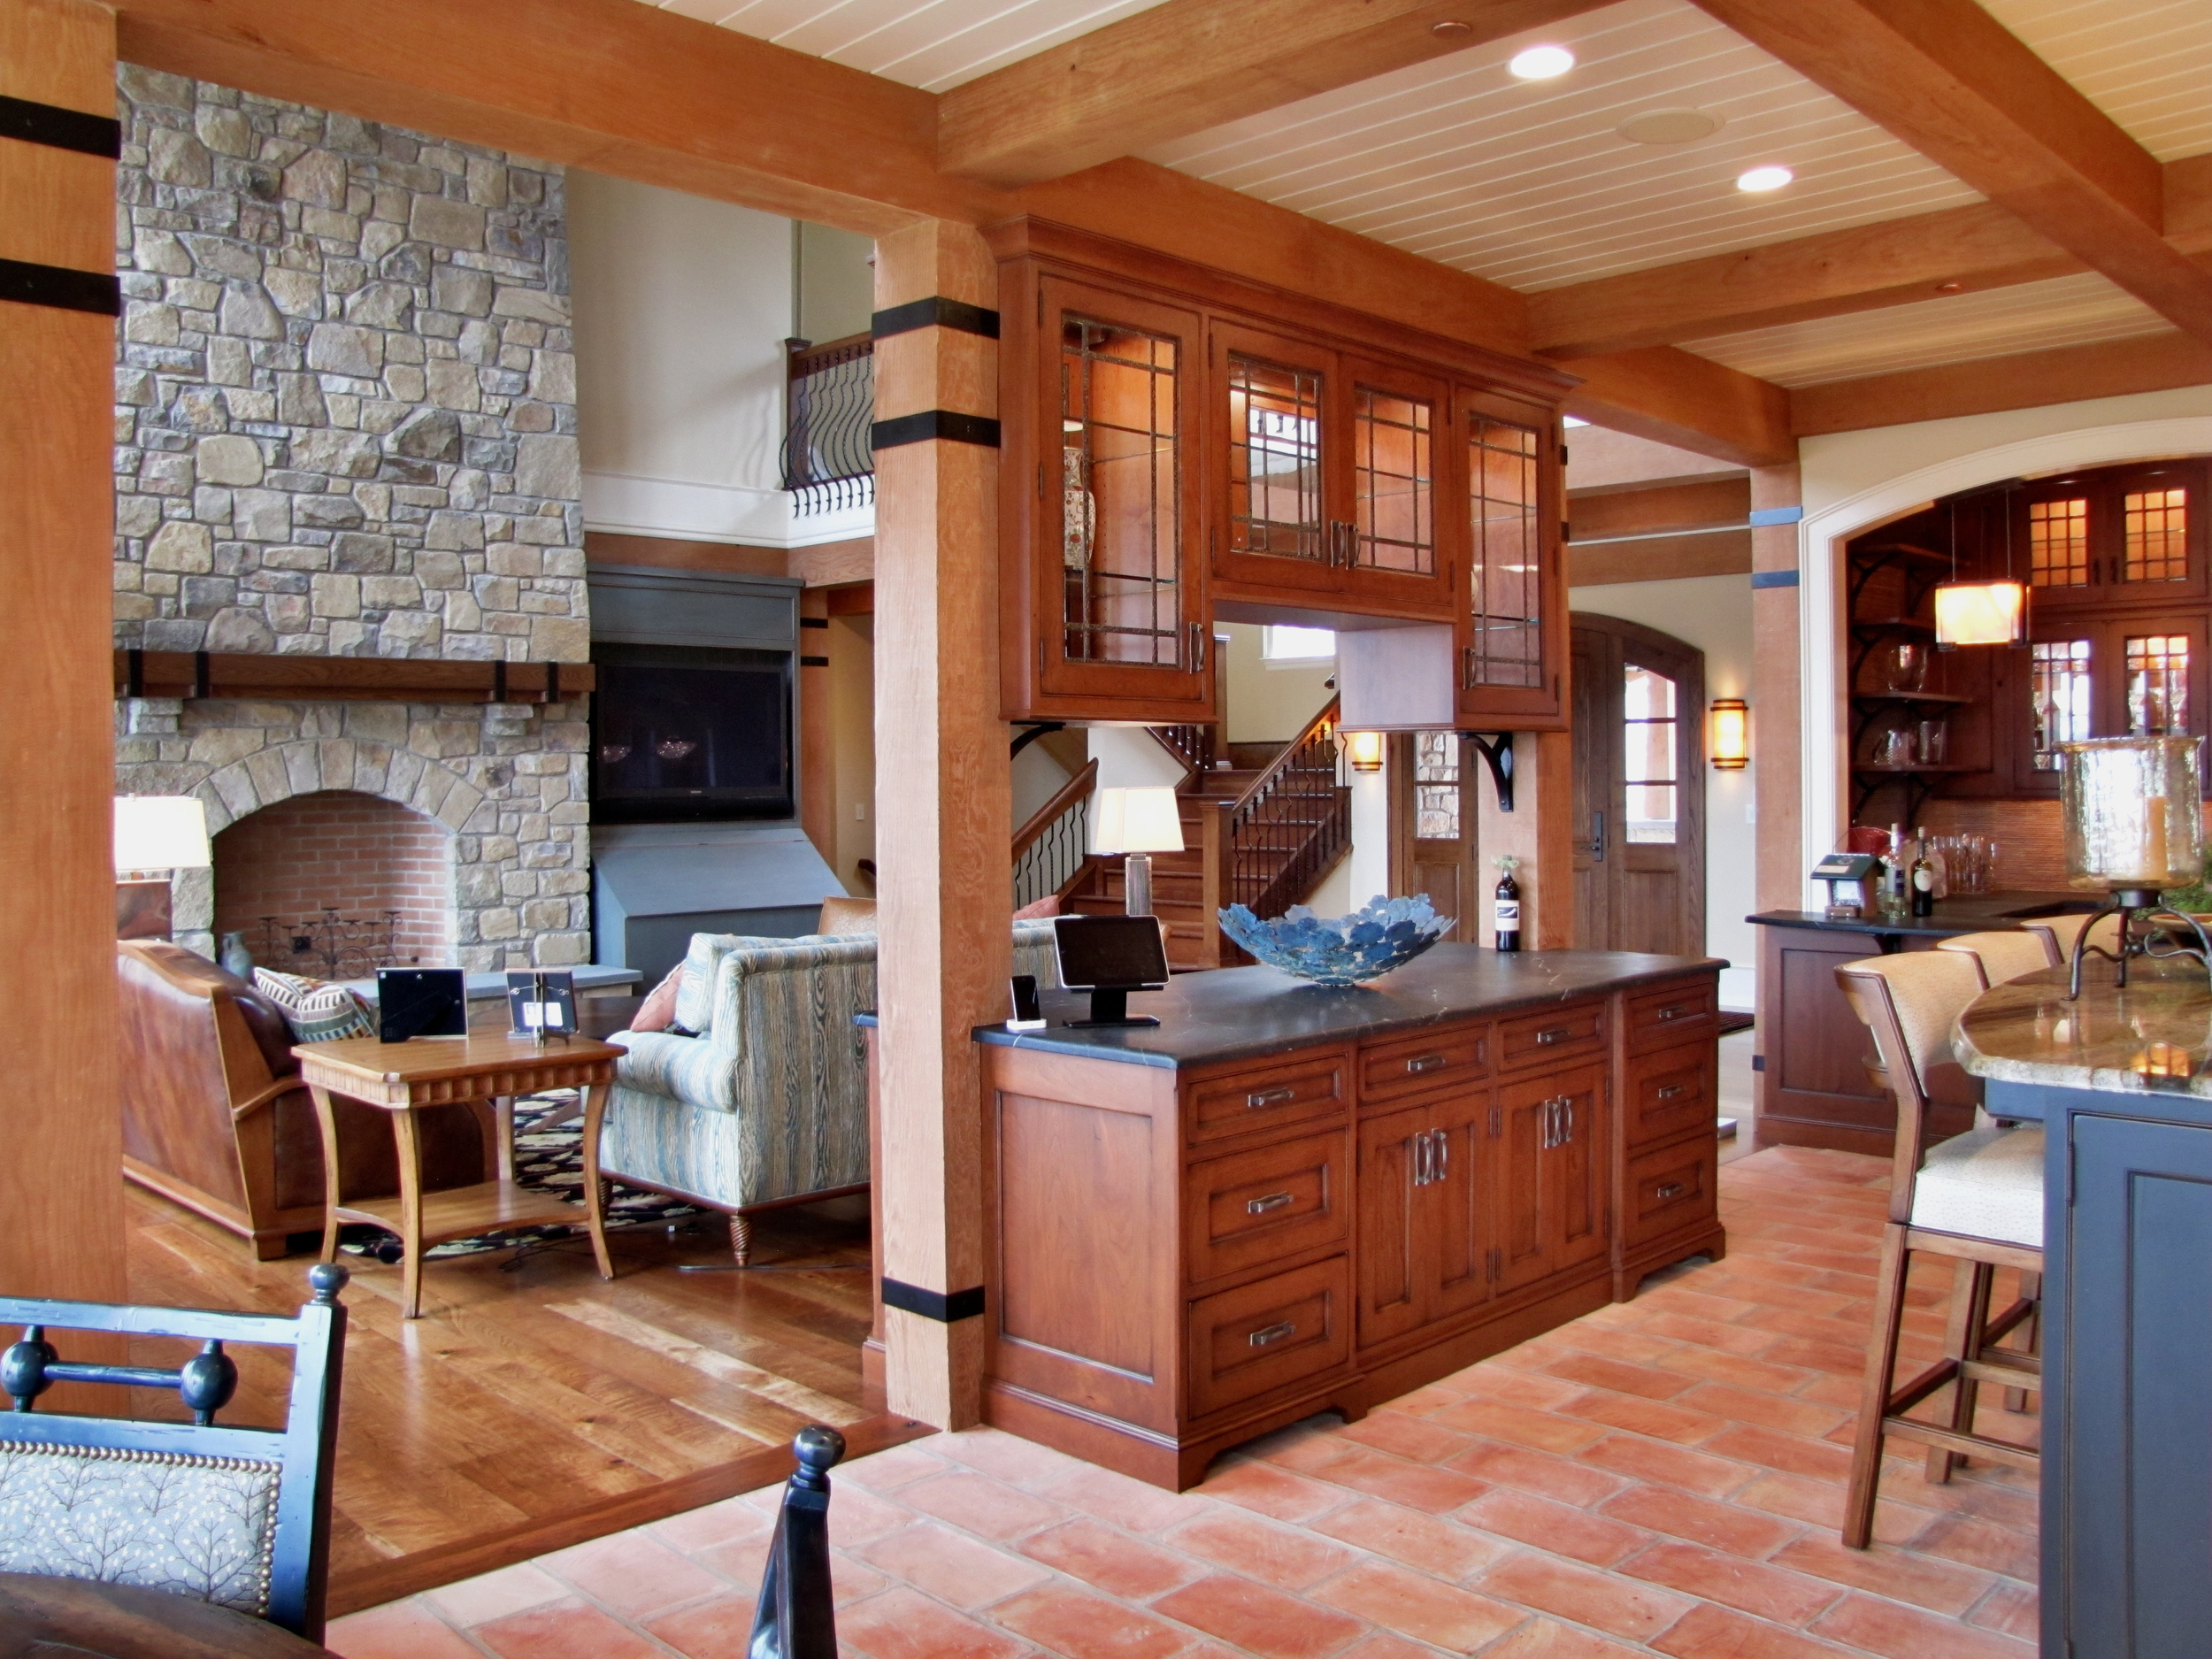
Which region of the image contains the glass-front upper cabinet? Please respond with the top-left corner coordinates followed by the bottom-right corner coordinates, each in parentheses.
top-left (1209, 323), bottom-right (1455, 618)
top-left (1004, 273), bottom-right (1210, 722)
top-left (1455, 388), bottom-right (1564, 728)
top-left (2022, 463), bottom-right (2207, 609)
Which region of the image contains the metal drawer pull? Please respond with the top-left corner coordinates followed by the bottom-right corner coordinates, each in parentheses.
top-left (1247, 1087), bottom-right (1296, 1109)
top-left (1433, 1133), bottom-right (1448, 1179)
top-left (1247, 1191), bottom-right (1294, 1215)
top-left (1405, 1053), bottom-right (1447, 1073)
top-left (1248, 1321), bottom-right (1296, 1348)
top-left (1656, 1085), bottom-right (1686, 1101)
top-left (1657, 1005), bottom-right (1689, 1021)
top-left (1655, 1182), bottom-right (1686, 1201)
top-left (1535, 1026), bottom-right (1573, 1045)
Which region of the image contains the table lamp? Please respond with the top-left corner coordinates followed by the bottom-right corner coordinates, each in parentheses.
top-left (1094, 786), bottom-right (1184, 918)
top-left (113, 795), bottom-right (212, 941)
top-left (2057, 735), bottom-right (2212, 997)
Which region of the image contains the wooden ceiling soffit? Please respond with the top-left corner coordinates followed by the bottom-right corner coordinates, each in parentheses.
top-left (1692, 0), bottom-right (2212, 346)
top-left (1565, 349), bottom-right (1795, 470)
top-left (1791, 329), bottom-right (2212, 438)
top-left (938, 0), bottom-right (1616, 189)
top-left (111, 0), bottom-right (995, 236)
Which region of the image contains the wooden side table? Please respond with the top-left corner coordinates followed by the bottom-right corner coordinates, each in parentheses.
top-left (293, 1033), bottom-right (624, 1318)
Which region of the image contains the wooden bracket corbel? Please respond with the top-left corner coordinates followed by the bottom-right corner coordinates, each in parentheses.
top-left (1465, 733), bottom-right (1515, 812)
top-left (1010, 721), bottom-right (1065, 758)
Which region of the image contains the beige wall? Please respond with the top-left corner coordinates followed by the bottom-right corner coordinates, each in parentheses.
top-left (1221, 622), bottom-right (1335, 745)
top-left (828, 612), bottom-right (876, 892)
top-left (798, 220), bottom-right (876, 343)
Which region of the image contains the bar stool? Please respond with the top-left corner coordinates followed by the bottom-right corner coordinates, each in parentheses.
top-left (1934, 928), bottom-right (2055, 987)
top-left (1834, 951), bottom-right (2041, 1548)
top-left (2019, 910), bottom-right (2120, 964)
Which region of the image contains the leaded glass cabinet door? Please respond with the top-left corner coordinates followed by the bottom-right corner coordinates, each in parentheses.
top-left (1341, 352), bottom-right (1455, 617)
top-left (1025, 275), bottom-right (1210, 719)
top-left (1455, 389), bottom-right (1565, 728)
top-left (1210, 320), bottom-right (1341, 600)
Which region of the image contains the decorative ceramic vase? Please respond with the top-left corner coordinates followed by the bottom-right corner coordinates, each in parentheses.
top-left (219, 932), bottom-right (254, 980)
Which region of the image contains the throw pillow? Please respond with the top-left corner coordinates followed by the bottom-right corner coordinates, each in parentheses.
top-left (630, 964), bottom-right (684, 1033)
top-left (1013, 894), bottom-right (1061, 921)
top-left (252, 967), bottom-right (374, 1043)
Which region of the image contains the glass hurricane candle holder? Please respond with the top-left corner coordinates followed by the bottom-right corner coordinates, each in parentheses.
top-left (2058, 734), bottom-right (2212, 997)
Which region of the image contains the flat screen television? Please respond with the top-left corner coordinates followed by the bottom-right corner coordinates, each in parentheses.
top-left (590, 642), bottom-right (794, 824)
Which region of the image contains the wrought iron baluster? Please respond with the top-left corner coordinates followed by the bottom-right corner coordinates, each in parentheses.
top-left (749, 1425), bottom-right (846, 1659)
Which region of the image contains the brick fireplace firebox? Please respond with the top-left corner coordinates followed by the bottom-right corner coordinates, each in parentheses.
top-left (213, 789), bottom-right (453, 974)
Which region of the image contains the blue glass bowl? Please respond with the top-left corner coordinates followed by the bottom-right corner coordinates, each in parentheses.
top-left (1217, 895), bottom-right (1455, 987)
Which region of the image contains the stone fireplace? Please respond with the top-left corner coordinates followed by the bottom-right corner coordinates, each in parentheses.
top-left (111, 73), bottom-right (592, 972)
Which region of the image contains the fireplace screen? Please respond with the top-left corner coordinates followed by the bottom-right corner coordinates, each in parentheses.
top-left (590, 643), bottom-right (794, 824)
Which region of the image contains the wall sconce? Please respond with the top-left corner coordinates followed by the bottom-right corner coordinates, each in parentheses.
top-left (1709, 699), bottom-right (1749, 771)
top-left (1343, 730), bottom-right (1385, 772)
top-left (1933, 580), bottom-right (2026, 648)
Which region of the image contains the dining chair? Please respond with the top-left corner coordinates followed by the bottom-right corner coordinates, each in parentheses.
top-left (1833, 951), bottom-right (2040, 1548)
top-left (0, 1266), bottom-right (348, 1641)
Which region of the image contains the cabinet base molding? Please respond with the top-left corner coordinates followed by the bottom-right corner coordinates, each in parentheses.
top-left (985, 1377), bottom-right (1366, 1492)
top-left (1351, 1271), bottom-right (1616, 1417)
top-left (1613, 1223), bottom-right (1728, 1302)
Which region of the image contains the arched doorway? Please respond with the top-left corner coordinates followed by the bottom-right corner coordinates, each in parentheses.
top-left (1571, 613), bottom-right (1706, 956)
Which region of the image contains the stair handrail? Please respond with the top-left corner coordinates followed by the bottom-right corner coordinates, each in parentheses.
top-left (1148, 724), bottom-right (1213, 782)
top-left (1230, 697), bottom-right (1340, 816)
top-left (1223, 696), bottom-right (1349, 918)
top-left (1012, 757), bottom-right (1100, 910)
top-left (1011, 758), bottom-right (1098, 860)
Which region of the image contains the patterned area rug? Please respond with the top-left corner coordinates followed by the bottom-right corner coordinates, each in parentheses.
top-left (339, 1092), bottom-right (701, 1262)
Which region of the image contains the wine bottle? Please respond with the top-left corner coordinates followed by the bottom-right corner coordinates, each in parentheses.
top-left (1494, 856), bottom-right (1522, 953)
top-left (1910, 829), bottom-right (1935, 918)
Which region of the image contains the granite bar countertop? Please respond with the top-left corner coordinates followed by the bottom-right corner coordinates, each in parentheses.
top-left (1749, 890), bottom-right (2095, 940)
top-left (1955, 957), bottom-right (2212, 1096)
top-left (972, 946), bottom-right (1724, 1070)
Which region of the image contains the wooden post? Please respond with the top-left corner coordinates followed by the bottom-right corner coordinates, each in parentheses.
top-left (0, 0), bottom-right (127, 1311)
top-left (870, 220), bottom-right (1010, 1430)
top-left (1750, 461), bottom-right (1805, 913)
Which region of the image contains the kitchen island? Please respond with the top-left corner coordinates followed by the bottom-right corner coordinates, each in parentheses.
top-left (1955, 958), bottom-right (2212, 1657)
top-left (1749, 891), bottom-right (2094, 1155)
top-left (971, 945), bottom-right (1724, 1488)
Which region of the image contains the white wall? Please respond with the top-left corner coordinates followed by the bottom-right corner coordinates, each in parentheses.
top-left (569, 172), bottom-right (872, 547)
top-left (1572, 573), bottom-right (1756, 1010)
top-left (1304, 766), bottom-right (1389, 918)
top-left (797, 220), bottom-right (875, 344)
top-left (1220, 622), bottom-right (1335, 744)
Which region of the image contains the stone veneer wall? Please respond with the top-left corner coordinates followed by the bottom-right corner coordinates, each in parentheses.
top-left (110, 69), bottom-right (591, 969)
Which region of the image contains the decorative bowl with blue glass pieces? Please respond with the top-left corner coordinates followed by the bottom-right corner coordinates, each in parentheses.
top-left (1217, 895), bottom-right (1455, 987)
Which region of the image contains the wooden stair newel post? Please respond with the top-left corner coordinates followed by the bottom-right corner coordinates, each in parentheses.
top-left (0, 0), bottom-right (128, 1323)
top-left (870, 219), bottom-right (1010, 1430)
top-left (1475, 733), bottom-right (1575, 949)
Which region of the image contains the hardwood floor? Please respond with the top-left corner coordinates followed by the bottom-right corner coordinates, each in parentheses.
top-left (120, 1182), bottom-right (913, 1616)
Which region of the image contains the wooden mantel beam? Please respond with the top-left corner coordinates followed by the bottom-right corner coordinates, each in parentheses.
top-left (938, 0), bottom-right (1612, 189)
top-left (1691, 0), bottom-right (2212, 346)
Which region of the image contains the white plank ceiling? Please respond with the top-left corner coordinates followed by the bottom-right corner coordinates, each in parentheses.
top-left (634, 0), bottom-right (2212, 387)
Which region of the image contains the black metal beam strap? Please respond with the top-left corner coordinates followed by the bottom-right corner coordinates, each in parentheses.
top-left (0, 94), bottom-right (122, 158)
top-left (871, 411), bottom-right (1002, 452)
top-left (0, 257), bottom-right (120, 317)
top-left (880, 1278), bottom-right (987, 1323)
top-left (871, 296), bottom-right (1001, 342)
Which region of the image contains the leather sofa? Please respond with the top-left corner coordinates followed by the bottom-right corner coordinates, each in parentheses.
top-left (119, 941), bottom-right (488, 1259)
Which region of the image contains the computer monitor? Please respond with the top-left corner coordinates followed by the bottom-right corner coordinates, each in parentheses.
top-left (1052, 914), bottom-right (1171, 1029)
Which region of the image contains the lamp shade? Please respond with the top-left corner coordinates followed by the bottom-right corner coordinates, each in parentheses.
top-left (1933, 580), bottom-right (2025, 648)
top-left (1709, 699), bottom-right (1749, 770)
top-left (113, 795), bottom-right (211, 873)
top-left (1094, 786), bottom-right (1185, 855)
top-left (2058, 736), bottom-right (2204, 892)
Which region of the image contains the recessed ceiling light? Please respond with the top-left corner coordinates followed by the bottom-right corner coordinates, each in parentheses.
top-left (1431, 19), bottom-right (1473, 38)
top-left (1617, 108), bottom-right (1723, 145)
top-left (1509, 44), bottom-right (1576, 80)
top-left (1736, 164), bottom-right (1794, 193)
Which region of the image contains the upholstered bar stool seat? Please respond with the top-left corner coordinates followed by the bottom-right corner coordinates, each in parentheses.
top-left (1935, 928), bottom-right (2057, 987)
top-left (1911, 1125), bottom-right (2045, 1248)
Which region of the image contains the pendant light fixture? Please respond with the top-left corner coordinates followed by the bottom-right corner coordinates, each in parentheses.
top-left (1933, 488), bottom-right (2027, 648)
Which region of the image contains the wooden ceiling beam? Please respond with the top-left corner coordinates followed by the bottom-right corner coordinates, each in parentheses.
top-left (939, 0), bottom-right (1613, 189)
top-left (111, 0), bottom-right (992, 236)
top-left (1565, 349), bottom-right (1797, 470)
top-left (1791, 329), bottom-right (2212, 437)
top-left (1691, 0), bottom-right (2212, 345)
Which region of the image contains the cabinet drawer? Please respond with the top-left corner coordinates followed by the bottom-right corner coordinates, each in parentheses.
top-left (1186, 1130), bottom-right (1349, 1285)
top-left (1625, 979), bottom-right (1718, 1056)
top-left (1187, 1256), bottom-right (1351, 1419)
top-left (1626, 1048), bottom-right (1716, 1148)
top-left (1624, 1136), bottom-right (1717, 1247)
top-left (1186, 1050), bottom-right (1349, 1144)
top-left (1499, 1001), bottom-right (1606, 1071)
top-left (1359, 1024), bottom-right (1490, 1106)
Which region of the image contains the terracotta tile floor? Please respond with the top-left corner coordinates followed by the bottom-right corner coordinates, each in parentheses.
top-left (326, 1147), bottom-right (2039, 1657)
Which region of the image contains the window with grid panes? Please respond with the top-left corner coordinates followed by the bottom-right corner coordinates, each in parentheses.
top-left (1227, 355), bottom-right (1324, 562)
top-left (1413, 732), bottom-right (1460, 841)
top-left (2031, 639), bottom-right (2093, 770)
top-left (2124, 488), bottom-right (2188, 583)
top-left (2030, 497), bottom-right (2090, 589)
top-left (1624, 665), bottom-right (1678, 843)
top-left (1060, 317), bottom-right (1184, 668)
top-left (2126, 634), bottom-right (2189, 734)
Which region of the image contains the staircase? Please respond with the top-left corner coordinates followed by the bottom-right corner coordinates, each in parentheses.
top-left (1058, 699), bottom-right (1352, 972)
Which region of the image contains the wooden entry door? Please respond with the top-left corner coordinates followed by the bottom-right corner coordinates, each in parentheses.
top-left (1571, 614), bottom-right (1705, 955)
top-left (1389, 732), bottom-right (1476, 941)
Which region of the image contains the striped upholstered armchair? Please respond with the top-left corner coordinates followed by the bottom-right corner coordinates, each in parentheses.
top-left (602, 921), bottom-right (1059, 1263)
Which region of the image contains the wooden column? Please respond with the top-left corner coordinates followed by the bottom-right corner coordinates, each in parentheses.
top-left (0, 0), bottom-right (127, 1307)
top-left (869, 219), bottom-right (1010, 1429)
top-left (1475, 731), bottom-right (1573, 949)
top-left (1750, 461), bottom-right (1805, 914)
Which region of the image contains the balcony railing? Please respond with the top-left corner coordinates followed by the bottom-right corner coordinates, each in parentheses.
top-left (780, 333), bottom-right (874, 515)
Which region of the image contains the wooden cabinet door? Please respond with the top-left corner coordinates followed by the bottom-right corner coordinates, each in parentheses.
top-left (1016, 273), bottom-right (1211, 720)
top-left (1455, 387), bottom-right (1564, 729)
top-left (1494, 1064), bottom-right (1609, 1294)
top-left (1340, 350), bottom-right (1455, 619)
top-left (1209, 320), bottom-right (1343, 600)
top-left (1356, 1103), bottom-right (1428, 1348)
top-left (1423, 1087), bottom-right (1496, 1327)
top-left (1494, 1072), bottom-right (1554, 1294)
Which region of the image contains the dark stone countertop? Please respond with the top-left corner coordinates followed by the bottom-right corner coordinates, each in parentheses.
top-left (1748, 890), bottom-right (2096, 939)
top-left (970, 945), bottom-right (1724, 1070)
